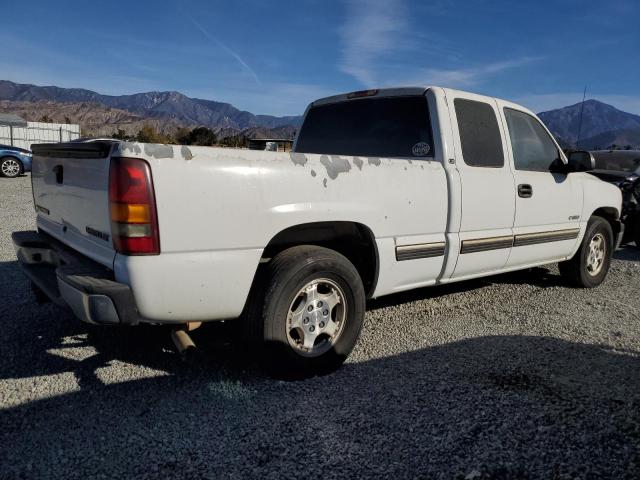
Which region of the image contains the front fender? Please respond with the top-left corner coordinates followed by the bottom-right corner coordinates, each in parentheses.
top-left (580, 173), bottom-right (623, 221)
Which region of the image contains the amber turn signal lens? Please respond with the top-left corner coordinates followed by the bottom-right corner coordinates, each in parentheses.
top-left (110, 203), bottom-right (151, 223)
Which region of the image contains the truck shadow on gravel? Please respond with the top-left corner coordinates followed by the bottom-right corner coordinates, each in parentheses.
top-left (614, 245), bottom-right (640, 262)
top-left (1, 258), bottom-right (640, 478)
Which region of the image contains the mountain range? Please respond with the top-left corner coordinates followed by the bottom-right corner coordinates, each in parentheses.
top-left (0, 80), bottom-right (303, 135)
top-left (0, 80), bottom-right (638, 149)
top-left (538, 99), bottom-right (640, 149)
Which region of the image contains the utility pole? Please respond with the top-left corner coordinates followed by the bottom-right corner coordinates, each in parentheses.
top-left (576, 86), bottom-right (587, 149)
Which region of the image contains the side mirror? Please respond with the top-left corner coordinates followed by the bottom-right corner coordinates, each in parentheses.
top-left (567, 150), bottom-right (595, 172)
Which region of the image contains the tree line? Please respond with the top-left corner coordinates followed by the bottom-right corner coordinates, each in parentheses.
top-left (111, 124), bottom-right (251, 148)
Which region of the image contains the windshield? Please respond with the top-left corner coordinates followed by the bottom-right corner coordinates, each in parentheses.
top-left (295, 96), bottom-right (433, 158)
top-left (592, 151), bottom-right (640, 172)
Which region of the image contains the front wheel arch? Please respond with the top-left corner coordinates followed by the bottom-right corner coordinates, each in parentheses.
top-left (590, 207), bottom-right (621, 244)
top-left (560, 215), bottom-right (614, 288)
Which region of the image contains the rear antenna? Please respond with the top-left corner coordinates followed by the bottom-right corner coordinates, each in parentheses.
top-left (576, 86), bottom-right (587, 149)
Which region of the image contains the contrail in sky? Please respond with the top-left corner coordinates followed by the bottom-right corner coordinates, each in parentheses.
top-left (184, 11), bottom-right (261, 85)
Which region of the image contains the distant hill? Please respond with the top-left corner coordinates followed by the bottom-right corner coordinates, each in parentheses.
top-left (0, 80), bottom-right (303, 132)
top-left (538, 99), bottom-right (640, 148)
top-left (0, 100), bottom-right (183, 136)
top-left (577, 129), bottom-right (640, 151)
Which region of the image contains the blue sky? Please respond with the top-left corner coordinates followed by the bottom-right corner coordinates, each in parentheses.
top-left (2, 0), bottom-right (639, 116)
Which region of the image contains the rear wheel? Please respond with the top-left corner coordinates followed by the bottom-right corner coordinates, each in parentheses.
top-left (244, 245), bottom-right (365, 377)
top-left (634, 220), bottom-right (640, 248)
top-left (0, 157), bottom-right (22, 178)
top-left (559, 216), bottom-right (613, 288)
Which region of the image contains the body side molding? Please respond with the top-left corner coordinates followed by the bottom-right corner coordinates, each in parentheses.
top-left (395, 242), bottom-right (446, 261)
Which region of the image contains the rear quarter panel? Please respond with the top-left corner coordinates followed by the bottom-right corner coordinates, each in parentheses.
top-left (111, 142), bottom-right (449, 321)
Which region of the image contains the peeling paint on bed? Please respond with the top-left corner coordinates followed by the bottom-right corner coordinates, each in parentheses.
top-left (121, 142), bottom-right (142, 155)
top-left (320, 155), bottom-right (351, 180)
top-left (353, 158), bottom-right (363, 170)
top-left (323, 178), bottom-right (327, 188)
top-left (368, 157), bottom-right (381, 166)
top-left (181, 146), bottom-right (194, 160)
top-left (144, 144), bottom-right (174, 159)
top-left (311, 169), bottom-right (317, 177)
top-left (290, 153), bottom-right (308, 167)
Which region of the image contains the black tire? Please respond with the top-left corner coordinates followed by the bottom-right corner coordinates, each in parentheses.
top-left (634, 221), bottom-right (640, 248)
top-left (244, 245), bottom-right (365, 378)
top-left (0, 156), bottom-right (23, 178)
top-left (559, 216), bottom-right (613, 288)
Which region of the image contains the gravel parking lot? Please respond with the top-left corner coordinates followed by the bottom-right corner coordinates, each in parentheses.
top-left (0, 174), bottom-right (639, 479)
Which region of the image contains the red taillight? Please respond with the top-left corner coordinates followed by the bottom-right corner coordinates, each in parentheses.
top-left (109, 157), bottom-right (160, 255)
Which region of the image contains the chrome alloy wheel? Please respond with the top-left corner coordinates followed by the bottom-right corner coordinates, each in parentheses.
top-left (586, 233), bottom-right (606, 276)
top-left (1, 159), bottom-right (20, 177)
top-left (286, 278), bottom-right (347, 357)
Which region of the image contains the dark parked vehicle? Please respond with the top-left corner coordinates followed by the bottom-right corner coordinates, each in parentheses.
top-left (588, 150), bottom-right (640, 247)
top-left (0, 144), bottom-right (32, 178)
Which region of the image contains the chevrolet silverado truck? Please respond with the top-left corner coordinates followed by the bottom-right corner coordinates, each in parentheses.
top-left (12, 87), bottom-right (623, 375)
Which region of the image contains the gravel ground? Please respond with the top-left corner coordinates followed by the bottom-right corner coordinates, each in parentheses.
top-left (1, 174), bottom-right (639, 479)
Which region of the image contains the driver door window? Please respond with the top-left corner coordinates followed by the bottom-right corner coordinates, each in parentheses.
top-left (504, 108), bottom-right (560, 172)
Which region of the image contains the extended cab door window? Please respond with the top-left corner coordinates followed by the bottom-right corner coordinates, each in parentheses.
top-left (295, 96), bottom-right (434, 158)
top-left (454, 99), bottom-right (504, 168)
top-left (501, 106), bottom-right (582, 268)
top-left (447, 95), bottom-right (515, 279)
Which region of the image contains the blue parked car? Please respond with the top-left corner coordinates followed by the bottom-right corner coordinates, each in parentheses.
top-left (0, 144), bottom-right (32, 178)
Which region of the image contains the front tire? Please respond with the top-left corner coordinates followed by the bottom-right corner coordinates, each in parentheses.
top-left (559, 216), bottom-right (613, 288)
top-left (0, 157), bottom-right (22, 178)
top-left (245, 245), bottom-right (365, 377)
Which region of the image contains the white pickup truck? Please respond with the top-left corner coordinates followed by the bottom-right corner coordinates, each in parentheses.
top-left (13, 87), bottom-right (623, 375)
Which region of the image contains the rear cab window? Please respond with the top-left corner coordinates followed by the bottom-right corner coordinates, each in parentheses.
top-left (295, 96), bottom-right (434, 158)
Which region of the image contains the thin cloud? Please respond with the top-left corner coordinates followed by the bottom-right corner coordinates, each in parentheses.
top-left (408, 57), bottom-right (543, 88)
top-left (183, 12), bottom-right (261, 85)
top-left (339, 0), bottom-right (408, 87)
top-left (338, 0), bottom-right (540, 91)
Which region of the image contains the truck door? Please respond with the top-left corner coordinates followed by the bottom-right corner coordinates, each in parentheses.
top-left (446, 91), bottom-right (516, 279)
top-left (498, 104), bottom-right (582, 268)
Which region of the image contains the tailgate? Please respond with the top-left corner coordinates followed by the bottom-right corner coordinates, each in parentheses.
top-left (30, 141), bottom-right (117, 268)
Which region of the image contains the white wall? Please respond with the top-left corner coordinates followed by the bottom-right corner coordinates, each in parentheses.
top-left (0, 122), bottom-right (81, 150)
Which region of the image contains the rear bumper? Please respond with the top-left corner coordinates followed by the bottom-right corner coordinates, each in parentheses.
top-left (12, 230), bottom-right (139, 325)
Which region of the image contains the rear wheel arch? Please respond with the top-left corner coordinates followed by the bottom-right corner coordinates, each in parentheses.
top-left (260, 221), bottom-right (379, 298)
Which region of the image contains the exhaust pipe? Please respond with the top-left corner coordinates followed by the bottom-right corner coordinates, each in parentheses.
top-left (171, 322), bottom-right (201, 356)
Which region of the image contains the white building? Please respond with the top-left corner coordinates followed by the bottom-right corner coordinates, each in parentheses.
top-left (0, 113), bottom-right (81, 150)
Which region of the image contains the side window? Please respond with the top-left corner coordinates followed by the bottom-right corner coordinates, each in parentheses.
top-left (454, 98), bottom-right (504, 168)
top-left (504, 108), bottom-right (560, 172)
